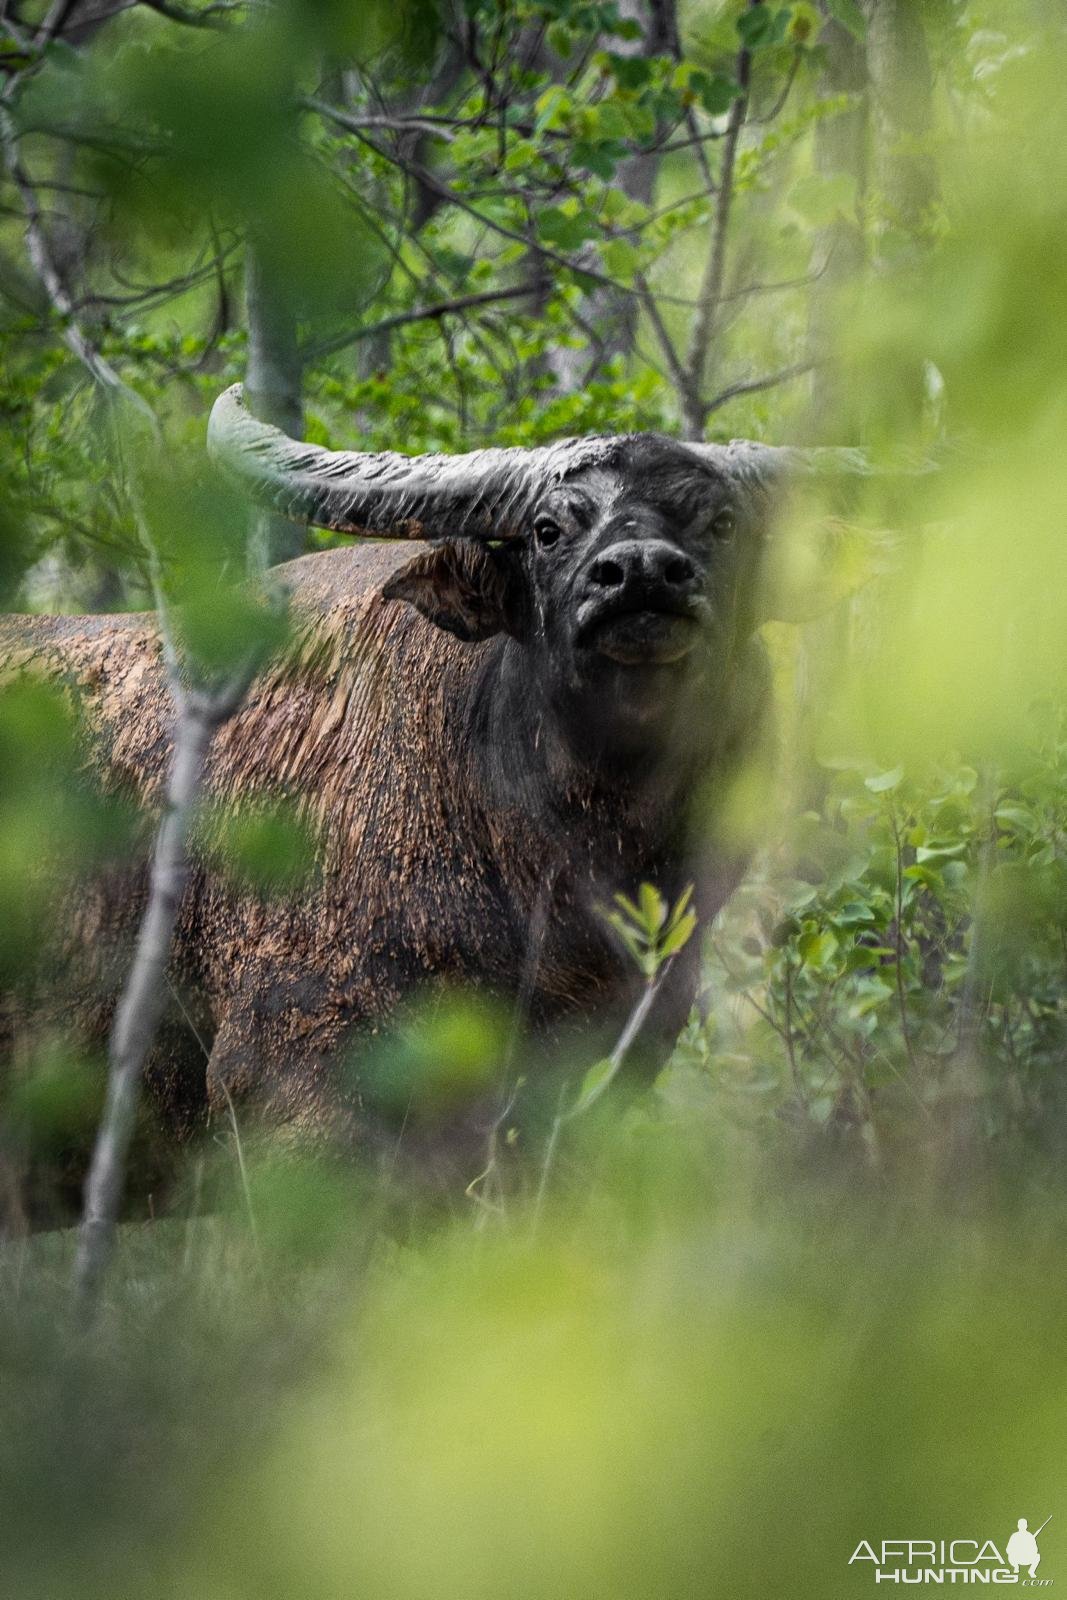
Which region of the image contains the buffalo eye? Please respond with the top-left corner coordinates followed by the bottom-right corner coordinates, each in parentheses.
top-left (710, 506), bottom-right (737, 541)
top-left (533, 514), bottom-right (562, 550)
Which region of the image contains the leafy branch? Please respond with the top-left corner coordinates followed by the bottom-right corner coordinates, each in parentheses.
top-left (531, 883), bottom-right (696, 1232)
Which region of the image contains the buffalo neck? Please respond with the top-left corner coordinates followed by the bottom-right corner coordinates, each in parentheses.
top-left (466, 635), bottom-right (722, 844)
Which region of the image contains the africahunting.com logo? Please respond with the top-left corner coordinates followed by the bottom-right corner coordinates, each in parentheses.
top-left (850, 1516), bottom-right (1053, 1586)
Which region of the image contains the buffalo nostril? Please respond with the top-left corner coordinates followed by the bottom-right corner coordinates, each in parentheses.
top-left (591, 557), bottom-right (626, 589)
top-left (664, 555), bottom-right (695, 586)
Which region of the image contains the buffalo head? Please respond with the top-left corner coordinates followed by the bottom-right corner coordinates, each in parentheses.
top-left (374, 437), bottom-right (775, 754)
top-left (207, 385), bottom-right (868, 757)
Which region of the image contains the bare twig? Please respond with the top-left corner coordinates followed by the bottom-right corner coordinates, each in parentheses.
top-left (704, 359), bottom-right (814, 416)
top-left (530, 1082), bottom-right (569, 1239)
top-left (217, 1076), bottom-right (262, 1261)
top-left (721, 260), bottom-right (829, 304)
top-left (636, 269), bottom-right (694, 399)
top-left (313, 109), bottom-right (457, 140)
top-left (0, 110), bottom-right (155, 421)
top-left (749, 47), bottom-right (800, 125)
top-left (303, 281), bottom-right (541, 362)
top-left (531, 966), bottom-right (668, 1236)
top-left (782, 957), bottom-right (807, 1108)
top-left (957, 770), bottom-right (998, 1057)
top-left (32, 0), bottom-right (82, 48)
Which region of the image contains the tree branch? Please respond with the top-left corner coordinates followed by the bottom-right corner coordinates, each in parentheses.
top-left (635, 270), bottom-right (689, 397)
top-left (71, 665), bottom-right (259, 1309)
top-left (315, 109), bottom-right (458, 140)
top-left (1, 92), bottom-right (261, 1308)
top-left (33, 0), bottom-right (82, 48)
top-left (302, 281), bottom-right (541, 362)
top-left (748, 45), bottom-right (800, 125)
top-left (703, 359), bottom-right (814, 416)
top-left (306, 96), bottom-right (712, 313)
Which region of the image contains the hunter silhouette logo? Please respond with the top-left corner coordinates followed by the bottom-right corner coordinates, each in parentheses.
top-left (849, 1515), bottom-right (1053, 1585)
top-left (1008, 1519), bottom-right (1051, 1580)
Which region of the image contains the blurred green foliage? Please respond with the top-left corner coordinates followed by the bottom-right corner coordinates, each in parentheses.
top-left (202, 794), bottom-right (320, 899)
top-left (1, 0), bottom-right (1066, 1594)
top-left (3, 1142), bottom-right (1067, 1600)
top-left (355, 991), bottom-right (512, 1116)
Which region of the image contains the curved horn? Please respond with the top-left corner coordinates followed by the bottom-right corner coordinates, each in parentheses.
top-left (688, 440), bottom-right (876, 492)
top-left (208, 384), bottom-right (623, 542)
top-left (209, 383), bottom-right (889, 542)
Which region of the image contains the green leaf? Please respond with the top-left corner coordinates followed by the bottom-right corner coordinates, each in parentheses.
top-left (666, 883), bottom-right (695, 926)
top-left (690, 70), bottom-right (737, 115)
top-left (208, 802), bottom-right (318, 899)
top-left (797, 927), bottom-right (838, 969)
top-left (601, 237), bottom-right (640, 277)
top-left (834, 901), bottom-right (877, 926)
top-left (824, 0), bottom-right (866, 41)
top-left (915, 842), bottom-right (967, 863)
top-left (865, 767), bottom-right (905, 794)
top-left (570, 1055), bottom-right (619, 1117)
top-left (843, 946), bottom-right (881, 973)
top-left (574, 140), bottom-right (621, 181)
top-left (787, 1), bottom-right (821, 45)
top-left (533, 85), bottom-right (571, 135)
top-left (612, 891), bottom-right (643, 923)
top-left (607, 51), bottom-right (652, 89)
top-left (589, 99), bottom-right (630, 141)
top-left (995, 805), bottom-right (1040, 834)
top-left (660, 911), bottom-right (697, 959)
top-left (737, 6), bottom-right (789, 49)
top-left (604, 912), bottom-right (644, 961)
top-left (536, 205), bottom-right (597, 251)
top-left (546, 21), bottom-right (573, 57)
top-left (638, 881), bottom-right (667, 931)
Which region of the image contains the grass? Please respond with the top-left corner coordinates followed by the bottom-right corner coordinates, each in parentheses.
top-left (2, 1109), bottom-right (1066, 1600)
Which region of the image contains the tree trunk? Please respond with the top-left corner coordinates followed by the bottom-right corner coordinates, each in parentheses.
top-left (861, 0), bottom-right (938, 431)
top-left (245, 244), bottom-right (305, 567)
top-left (551, 0), bottom-right (680, 393)
top-left (808, 10), bottom-right (868, 434)
top-left (862, 0), bottom-right (937, 233)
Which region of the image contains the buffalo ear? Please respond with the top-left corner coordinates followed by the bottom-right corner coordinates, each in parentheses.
top-left (381, 541), bottom-right (523, 642)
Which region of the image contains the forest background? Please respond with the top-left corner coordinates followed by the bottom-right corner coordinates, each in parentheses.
top-left (1, 2), bottom-right (1066, 1597)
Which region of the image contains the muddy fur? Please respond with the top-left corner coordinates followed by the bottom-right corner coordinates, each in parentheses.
top-left (0, 535), bottom-right (768, 1190)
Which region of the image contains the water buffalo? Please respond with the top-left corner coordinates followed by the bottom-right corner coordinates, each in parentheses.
top-left (1, 387), bottom-right (854, 1185)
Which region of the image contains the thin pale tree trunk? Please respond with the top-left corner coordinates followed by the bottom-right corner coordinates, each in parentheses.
top-left (72, 685), bottom-right (242, 1305)
top-left (679, 0), bottom-right (760, 439)
top-left (245, 243), bottom-right (304, 567)
top-left (809, 8), bottom-right (868, 432)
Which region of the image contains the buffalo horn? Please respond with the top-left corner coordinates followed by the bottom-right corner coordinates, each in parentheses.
top-left (210, 384), bottom-right (620, 542)
top-left (208, 383), bottom-right (878, 542)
